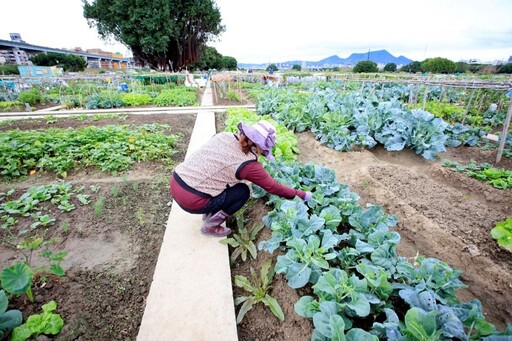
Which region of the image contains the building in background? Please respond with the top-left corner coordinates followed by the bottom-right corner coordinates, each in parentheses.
top-left (0, 33), bottom-right (132, 69)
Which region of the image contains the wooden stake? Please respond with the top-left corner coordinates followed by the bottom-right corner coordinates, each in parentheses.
top-left (496, 96), bottom-right (512, 163)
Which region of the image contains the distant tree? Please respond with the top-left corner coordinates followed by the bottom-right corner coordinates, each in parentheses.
top-left (497, 63), bottom-right (512, 74)
top-left (400, 61), bottom-right (422, 73)
top-left (421, 57), bottom-right (456, 74)
top-left (331, 66), bottom-right (340, 72)
top-left (63, 55), bottom-right (87, 72)
top-left (383, 63), bottom-right (397, 72)
top-left (30, 52), bottom-right (86, 71)
top-left (193, 46), bottom-right (222, 70)
top-left (221, 56), bottom-right (237, 70)
top-left (268, 64), bottom-right (278, 72)
top-left (30, 52), bottom-right (63, 66)
top-left (455, 62), bottom-right (468, 73)
top-left (353, 61), bottom-right (378, 73)
top-left (83, 0), bottom-right (224, 71)
top-left (291, 64), bottom-right (301, 71)
top-left (0, 64), bottom-right (19, 75)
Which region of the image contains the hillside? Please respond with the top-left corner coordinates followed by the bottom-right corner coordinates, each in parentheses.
top-left (239, 49), bottom-right (413, 69)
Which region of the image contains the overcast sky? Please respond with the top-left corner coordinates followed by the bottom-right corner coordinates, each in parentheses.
top-left (1, 0), bottom-right (511, 64)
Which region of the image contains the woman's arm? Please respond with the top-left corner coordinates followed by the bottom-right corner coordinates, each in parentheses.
top-left (237, 162), bottom-right (306, 199)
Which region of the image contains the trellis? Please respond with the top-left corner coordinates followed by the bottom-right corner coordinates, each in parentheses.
top-left (210, 74), bottom-right (243, 103)
top-left (334, 77), bottom-right (512, 163)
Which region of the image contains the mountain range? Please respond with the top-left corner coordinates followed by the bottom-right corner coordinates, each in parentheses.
top-left (239, 49), bottom-right (413, 69)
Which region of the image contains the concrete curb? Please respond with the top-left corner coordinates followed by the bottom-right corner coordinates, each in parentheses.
top-left (137, 83), bottom-right (238, 340)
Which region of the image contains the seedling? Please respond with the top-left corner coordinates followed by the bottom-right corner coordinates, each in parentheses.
top-left (94, 197), bottom-right (105, 216)
top-left (234, 259), bottom-right (284, 324)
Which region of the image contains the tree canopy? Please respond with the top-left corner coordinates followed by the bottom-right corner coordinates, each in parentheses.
top-left (353, 61), bottom-right (378, 73)
top-left (383, 63), bottom-right (397, 72)
top-left (30, 52), bottom-right (87, 72)
top-left (421, 57), bottom-right (456, 74)
top-left (400, 61), bottom-right (422, 73)
top-left (83, 0), bottom-right (224, 71)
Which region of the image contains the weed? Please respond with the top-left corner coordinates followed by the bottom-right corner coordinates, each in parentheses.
top-left (360, 179), bottom-right (373, 189)
top-left (90, 185), bottom-right (101, 193)
top-left (132, 181), bottom-right (140, 191)
top-left (111, 185), bottom-right (120, 197)
top-left (60, 222), bottom-right (70, 233)
top-left (94, 197), bottom-right (105, 216)
top-left (135, 208), bottom-right (145, 226)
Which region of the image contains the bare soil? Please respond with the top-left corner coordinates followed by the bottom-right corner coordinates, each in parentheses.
top-left (0, 113), bottom-right (196, 341)
top-left (231, 133), bottom-right (512, 340)
top-left (1, 111), bottom-right (511, 340)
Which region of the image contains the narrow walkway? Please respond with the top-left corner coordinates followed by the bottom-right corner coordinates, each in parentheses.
top-left (137, 84), bottom-right (238, 340)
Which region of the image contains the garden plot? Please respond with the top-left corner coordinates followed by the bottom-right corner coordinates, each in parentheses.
top-left (0, 114), bottom-right (195, 340)
top-left (231, 131), bottom-right (511, 340)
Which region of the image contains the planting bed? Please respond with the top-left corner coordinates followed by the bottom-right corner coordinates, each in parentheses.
top-left (231, 134), bottom-right (512, 340)
top-left (0, 113), bottom-right (195, 340)
top-left (1, 109), bottom-right (511, 340)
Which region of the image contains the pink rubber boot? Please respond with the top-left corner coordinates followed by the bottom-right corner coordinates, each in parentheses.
top-left (200, 211), bottom-right (231, 237)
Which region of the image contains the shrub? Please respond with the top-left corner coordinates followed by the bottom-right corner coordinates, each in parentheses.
top-left (153, 88), bottom-right (197, 106)
top-left (0, 101), bottom-right (23, 112)
top-left (383, 63), bottom-right (397, 72)
top-left (353, 61), bottom-right (378, 73)
top-left (0, 64), bottom-right (20, 75)
top-left (18, 88), bottom-right (43, 105)
top-left (120, 93), bottom-right (153, 106)
top-left (85, 94), bottom-right (124, 109)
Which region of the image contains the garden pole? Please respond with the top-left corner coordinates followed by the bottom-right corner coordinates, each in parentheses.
top-left (462, 88), bottom-right (476, 124)
top-left (422, 85), bottom-right (429, 110)
top-left (496, 96), bottom-right (512, 163)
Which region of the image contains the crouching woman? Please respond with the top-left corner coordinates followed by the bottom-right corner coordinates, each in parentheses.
top-left (170, 120), bottom-right (312, 237)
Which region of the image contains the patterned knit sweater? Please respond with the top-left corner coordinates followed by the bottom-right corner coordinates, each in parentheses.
top-left (174, 132), bottom-right (257, 197)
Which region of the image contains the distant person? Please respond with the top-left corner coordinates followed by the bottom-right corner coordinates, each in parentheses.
top-left (170, 120), bottom-right (312, 237)
top-left (269, 67), bottom-right (274, 75)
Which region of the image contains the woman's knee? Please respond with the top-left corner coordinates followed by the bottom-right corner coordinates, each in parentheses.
top-left (233, 183), bottom-right (250, 200)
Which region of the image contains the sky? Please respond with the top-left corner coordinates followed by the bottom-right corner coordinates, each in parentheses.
top-left (1, 0), bottom-right (511, 64)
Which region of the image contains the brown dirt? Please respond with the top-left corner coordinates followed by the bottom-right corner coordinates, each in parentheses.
top-left (2, 111), bottom-right (511, 340)
top-left (230, 134), bottom-right (512, 340)
top-left (0, 113), bottom-right (196, 341)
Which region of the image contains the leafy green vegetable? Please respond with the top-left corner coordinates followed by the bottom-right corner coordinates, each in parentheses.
top-left (491, 218), bottom-right (512, 250)
top-left (11, 300), bottom-right (64, 341)
top-left (234, 259), bottom-right (284, 324)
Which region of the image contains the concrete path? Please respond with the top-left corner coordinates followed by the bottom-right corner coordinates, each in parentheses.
top-left (137, 84), bottom-right (238, 340)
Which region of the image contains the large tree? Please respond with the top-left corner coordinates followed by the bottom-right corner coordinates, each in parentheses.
top-left (83, 0), bottom-right (224, 71)
top-left (30, 52), bottom-right (87, 72)
top-left (421, 57), bottom-right (456, 74)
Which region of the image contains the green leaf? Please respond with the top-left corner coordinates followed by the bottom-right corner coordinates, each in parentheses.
top-left (234, 275), bottom-right (254, 293)
top-left (10, 323), bottom-right (32, 341)
top-left (404, 307), bottom-right (439, 340)
top-left (236, 297), bottom-right (255, 324)
top-left (346, 328), bottom-right (378, 341)
top-left (0, 309), bottom-right (23, 333)
top-left (263, 295), bottom-right (284, 321)
top-left (0, 263), bottom-right (33, 295)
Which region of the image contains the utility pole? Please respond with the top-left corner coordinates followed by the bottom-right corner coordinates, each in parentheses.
top-left (367, 49), bottom-right (370, 61)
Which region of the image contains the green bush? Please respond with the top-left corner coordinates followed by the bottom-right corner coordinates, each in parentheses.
top-left (423, 101), bottom-right (465, 121)
top-left (61, 96), bottom-right (84, 109)
top-left (353, 61), bottom-right (378, 73)
top-left (85, 94), bottom-right (124, 109)
top-left (120, 93), bottom-right (153, 106)
top-left (18, 88), bottom-right (43, 105)
top-left (0, 101), bottom-right (23, 112)
top-left (0, 64), bottom-right (20, 75)
top-left (153, 88), bottom-right (197, 107)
